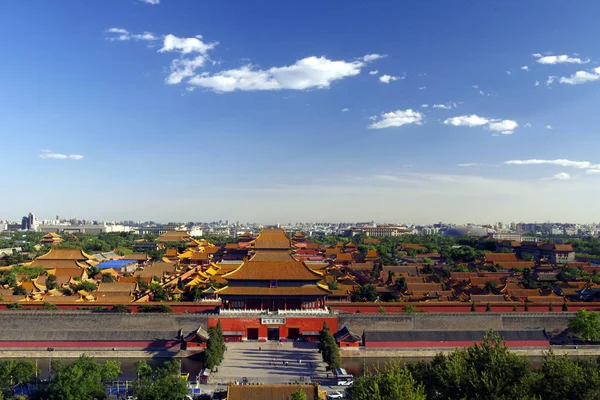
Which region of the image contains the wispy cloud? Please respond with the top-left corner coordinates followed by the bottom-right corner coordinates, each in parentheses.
top-left (369, 70), bottom-right (379, 75)
top-left (505, 159), bottom-right (600, 169)
top-left (432, 102), bottom-right (457, 110)
top-left (369, 109), bottom-right (424, 129)
top-left (139, 0), bottom-right (160, 4)
top-left (457, 163), bottom-right (483, 167)
top-left (106, 28), bottom-right (158, 41)
top-left (363, 54), bottom-right (386, 62)
top-left (521, 66), bottom-right (529, 71)
top-left (534, 54), bottom-right (589, 65)
top-left (444, 114), bottom-right (518, 135)
top-left (341, 108), bottom-right (349, 112)
top-left (546, 125), bottom-right (553, 130)
top-left (39, 151), bottom-right (84, 160)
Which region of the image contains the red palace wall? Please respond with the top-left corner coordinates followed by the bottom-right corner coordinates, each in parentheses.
top-left (329, 303), bottom-right (600, 313)
top-left (0, 340), bottom-right (180, 349)
top-left (365, 340), bottom-right (550, 348)
top-left (209, 317), bottom-right (338, 341)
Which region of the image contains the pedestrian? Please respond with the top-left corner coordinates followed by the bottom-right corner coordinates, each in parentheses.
top-left (259, 346), bottom-right (262, 351)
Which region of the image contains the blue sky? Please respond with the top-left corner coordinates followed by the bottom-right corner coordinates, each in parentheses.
top-left (1, 0), bottom-right (600, 224)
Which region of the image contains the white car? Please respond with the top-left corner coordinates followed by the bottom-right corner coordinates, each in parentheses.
top-left (327, 392), bottom-right (344, 399)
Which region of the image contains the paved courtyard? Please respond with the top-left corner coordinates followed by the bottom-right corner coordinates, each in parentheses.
top-left (210, 341), bottom-right (329, 385)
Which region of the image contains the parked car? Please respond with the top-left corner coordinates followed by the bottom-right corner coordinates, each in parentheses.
top-left (327, 392), bottom-right (344, 399)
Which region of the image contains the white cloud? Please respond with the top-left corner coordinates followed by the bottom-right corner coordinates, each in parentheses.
top-left (457, 163), bottom-right (482, 167)
top-left (504, 159), bottom-right (599, 169)
top-left (369, 70), bottom-right (379, 75)
top-left (559, 67), bottom-right (600, 85)
top-left (188, 56), bottom-right (366, 92)
top-left (379, 74), bottom-right (399, 84)
top-left (521, 66), bottom-right (529, 71)
top-left (140, 0), bottom-right (160, 4)
top-left (535, 80), bottom-right (540, 86)
top-left (546, 76), bottom-right (557, 86)
top-left (488, 120), bottom-right (518, 135)
top-left (165, 55), bottom-right (209, 85)
top-left (546, 125), bottom-right (553, 129)
top-left (39, 152), bottom-right (84, 160)
top-left (363, 54), bottom-right (386, 62)
top-left (506, 70), bottom-right (511, 75)
top-left (534, 54), bottom-right (589, 64)
top-left (106, 28), bottom-right (158, 41)
top-left (586, 169), bottom-right (600, 175)
top-left (341, 108), bottom-right (349, 112)
top-left (159, 34), bottom-right (217, 54)
top-left (444, 115), bottom-right (518, 135)
top-left (532, 53), bottom-right (542, 58)
top-left (524, 123), bottom-right (532, 128)
top-left (550, 172), bottom-right (571, 180)
top-left (444, 115), bottom-right (489, 127)
top-left (421, 104), bottom-right (429, 108)
top-left (417, 86), bottom-right (426, 90)
top-left (368, 109), bottom-right (424, 129)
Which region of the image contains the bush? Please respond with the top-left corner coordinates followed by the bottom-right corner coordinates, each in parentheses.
top-left (113, 304), bottom-right (132, 313)
top-left (42, 302), bottom-right (58, 310)
top-left (402, 305), bottom-right (419, 313)
top-left (139, 304), bottom-right (173, 313)
top-left (378, 306), bottom-right (386, 313)
top-left (471, 302), bottom-right (477, 312)
top-left (486, 303), bottom-right (491, 312)
top-left (7, 302), bottom-right (23, 309)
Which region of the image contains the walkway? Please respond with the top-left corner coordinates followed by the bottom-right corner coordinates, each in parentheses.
top-left (209, 341), bottom-right (328, 385)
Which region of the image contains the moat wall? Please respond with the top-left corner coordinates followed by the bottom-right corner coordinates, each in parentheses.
top-left (338, 312), bottom-right (575, 335)
top-left (0, 311), bottom-right (574, 339)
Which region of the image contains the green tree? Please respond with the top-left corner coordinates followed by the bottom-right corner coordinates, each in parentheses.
top-left (408, 330), bottom-right (531, 400)
top-left (46, 274), bottom-right (57, 290)
top-left (74, 281), bottom-right (97, 292)
top-left (204, 323), bottom-right (225, 370)
top-left (352, 284), bottom-right (378, 302)
top-left (319, 321), bottom-right (340, 370)
top-left (521, 253), bottom-right (534, 261)
top-left (290, 389), bottom-right (308, 400)
top-left (0, 360), bottom-right (37, 395)
top-left (569, 309), bottom-right (600, 341)
top-left (347, 363), bottom-right (426, 400)
top-left (12, 286), bottom-right (26, 296)
top-left (45, 356), bottom-right (120, 400)
top-left (524, 351), bottom-right (600, 400)
top-left (328, 281), bottom-right (340, 290)
top-left (133, 360), bottom-right (188, 400)
top-left (484, 281), bottom-right (497, 293)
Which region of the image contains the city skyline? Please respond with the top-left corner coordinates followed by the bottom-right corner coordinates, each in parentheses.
top-left (1, 1), bottom-right (600, 222)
